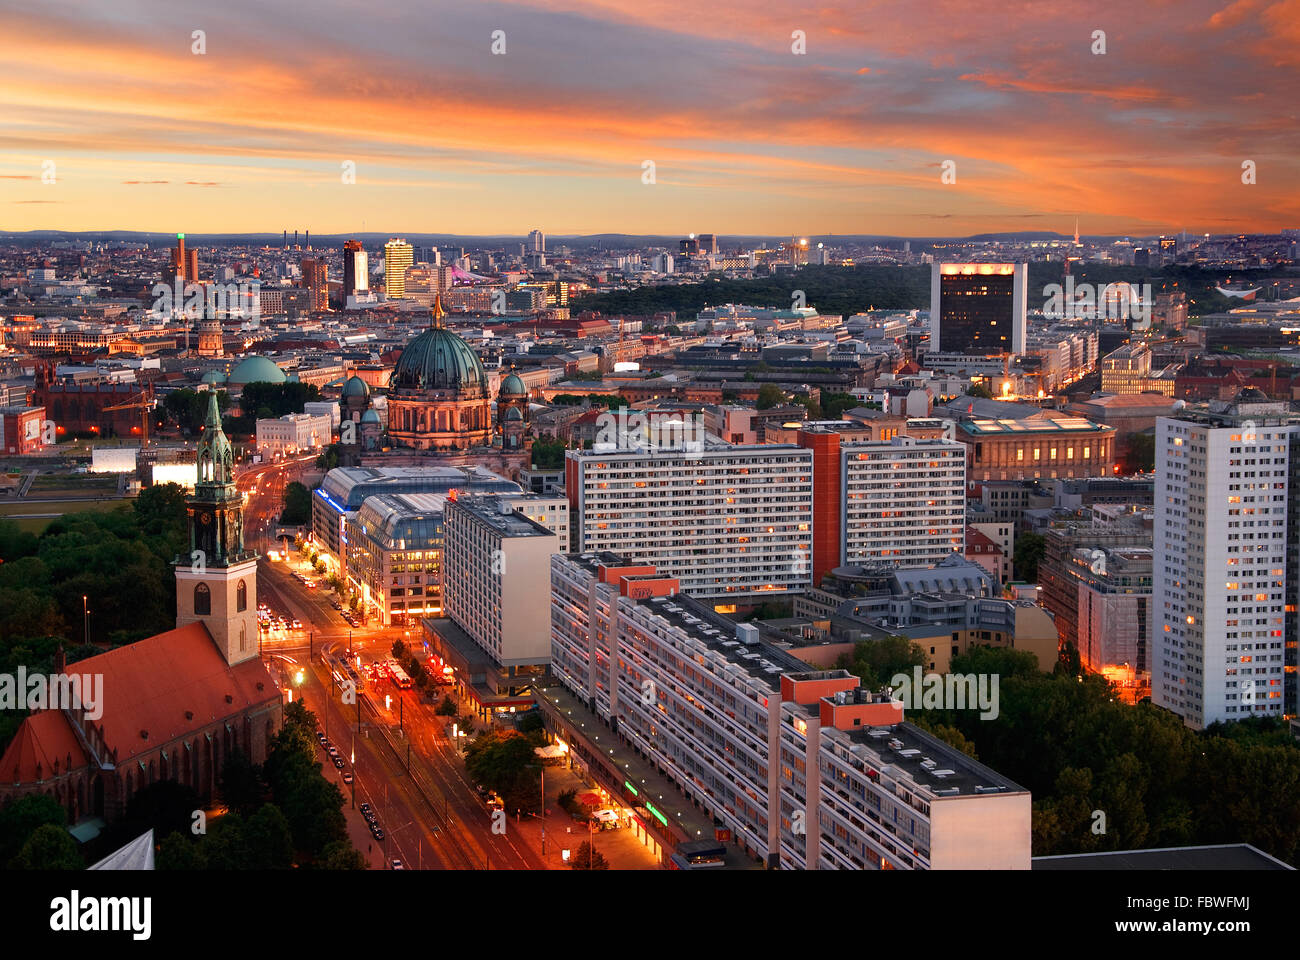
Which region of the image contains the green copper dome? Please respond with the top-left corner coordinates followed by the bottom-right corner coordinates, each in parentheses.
top-left (499, 372), bottom-right (527, 396)
top-left (342, 375), bottom-right (371, 398)
top-left (391, 296), bottom-right (486, 393)
top-left (228, 355), bottom-right (287, 385)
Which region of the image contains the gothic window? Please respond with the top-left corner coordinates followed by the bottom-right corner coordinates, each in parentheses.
top-left (240, 625), bottom-right (246, 651)
top-left (195, 582), bottom-right (211, 616)
top-left (236, 579), bottom-right (247, 612)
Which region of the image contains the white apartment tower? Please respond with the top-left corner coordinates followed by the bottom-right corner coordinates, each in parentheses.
top-left (841, 436), bottom-right (967, 566)
top-left (1153, 390), bottom-right (1297, 729)
top-left (565, 441), bottom-right (814, 598)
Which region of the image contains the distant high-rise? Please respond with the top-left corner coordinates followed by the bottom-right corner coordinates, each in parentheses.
top-left (1153, 393), bottom-right (1299, 729)
top-left (301, 257), bottom-right (328, 311)
top-left (342, 240), bottom-right (368, 296)
top-left (698, 233), bottom-right (718, 254)
top-left (929, 262), bottom-right (1027, 356)
top-left (165, 233), bottom-right (199, 285)
top-left (384, 239), bottom-right (415, 299)
top-left (527, 229), bottom-right (545, 254)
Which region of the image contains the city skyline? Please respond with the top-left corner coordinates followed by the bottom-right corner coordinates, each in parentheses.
top-left (3, 0), bottom-right (1299, 236)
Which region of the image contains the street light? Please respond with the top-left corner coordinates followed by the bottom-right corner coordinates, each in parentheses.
top-left (82, 596), bottom-right (88, 645)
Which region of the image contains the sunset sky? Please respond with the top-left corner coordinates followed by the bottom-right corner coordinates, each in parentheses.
top-left (2, 0), bottom-right (1299, 237)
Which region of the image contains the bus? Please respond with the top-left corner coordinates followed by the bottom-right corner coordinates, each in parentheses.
top-left (389, 664), bottom-right (412, 690)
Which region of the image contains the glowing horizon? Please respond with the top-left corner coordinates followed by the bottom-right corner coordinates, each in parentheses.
top-left (2, 0), bottom-right (1298, 236)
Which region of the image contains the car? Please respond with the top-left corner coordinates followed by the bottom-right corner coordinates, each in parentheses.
top-left (330, 600), bottom-right (342, 610)
top-left (362, 809), bottom-right (377, 824)
top-left (327, 744), bottom-right (339, 756)
top-left (291, 619), bottom-right (302, 629)
top-left (370, 825), bottom-right (385, 841)
top-left (316, 731), bottom-right (327, 745)
top-left (359, 802), bottom-right (372, 817)
top-left (390, 859), bottom-right (405, 870)
top-left (342, 771), bottom-right (353, 784)
top-left (332, 756), bottom-right (344, 770)
top-left (474, 783), bottom-right (489, 797)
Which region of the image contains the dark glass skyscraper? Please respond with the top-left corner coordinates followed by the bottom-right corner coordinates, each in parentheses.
top-left (929, 262), bottom-right (1027, 355)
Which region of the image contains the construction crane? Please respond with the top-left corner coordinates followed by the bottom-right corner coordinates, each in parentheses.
top-left (100, 390), bottom-right (156, 446)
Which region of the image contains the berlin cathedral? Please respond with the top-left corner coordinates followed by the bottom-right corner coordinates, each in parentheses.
top-left (339, 294), bottom-right (532, 479)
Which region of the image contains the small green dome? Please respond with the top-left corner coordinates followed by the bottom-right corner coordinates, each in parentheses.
top-left (505, 406), bottom-right (523, 421)
top-left (499, 373), bottom-right (527, 396)
top-left (228, 355), bottom-right (287, 385)
top-left (201, 369), bottom-right (227, 385)
top-left (360, 409), bottom-right (381, 424)
top-left (342, 375), bottom-right (371, 398)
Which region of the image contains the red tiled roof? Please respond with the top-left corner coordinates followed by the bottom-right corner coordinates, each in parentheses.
top-left (0, 622), bottom-right (279, 785)
top-left (0, 711), bottom-right (87, 784)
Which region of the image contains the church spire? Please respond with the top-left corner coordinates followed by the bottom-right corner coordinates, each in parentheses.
top-left (431, 293), bottom-right (446, 330)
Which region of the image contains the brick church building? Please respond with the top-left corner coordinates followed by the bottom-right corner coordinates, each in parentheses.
top-left (0, 394), bottom-right (282, 823)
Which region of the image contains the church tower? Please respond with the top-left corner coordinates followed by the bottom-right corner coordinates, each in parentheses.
top-left (197, 318), bottom-right (223, 357)
top-left (175, 392), bottom-right (259, 665)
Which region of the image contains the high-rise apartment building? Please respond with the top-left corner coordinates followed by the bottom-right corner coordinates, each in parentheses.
top-left (527, 229), bottom-right (545, 253)
top-left (1153, 391), bottom-right (1298, 728)
top-left (929, 262), bottom-right (1028, 356)
top-left (383, 239), bottom-right (414, 299)
top-left (564, 440), bottom-right (814, 598)
top-left (342, 240), bottom-right (368, 296)
top-left (545, 554), bottom-right (1032, 869)
top-left (840, 436), bottom-right (967, 566)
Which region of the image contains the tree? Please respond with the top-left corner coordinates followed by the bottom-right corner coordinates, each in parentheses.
top-left (570, 841), bottom-right (609, 870)
top-left (1125, 432), bottom-right (1155, 473)
top-left (755, 384), bottom-right (785, 410)
top-left (317, 840), bottom-right (367, 870)
top-left (280, 482), bottom-right (311, 525)
top-left (464, 730), bottom-right (540, 811)
top-left (157, 831), bottom-right (206, 870)
top-left (836, 635), bottom-right (926, 689)
top-left (9, 823), bottom-right (82, 870)
top-left (0, 794), bottom-right (66, 865)
top-left (1013, 532), bottom-right (1046, 582)
top-left (435, 695), bottom-right (457, 716)
top-left (965, 382), bottom-right (994, 400)
top-left (220, 748), bottom-right (265, 816)
top-left (244, 804), bottom-right (296, 870)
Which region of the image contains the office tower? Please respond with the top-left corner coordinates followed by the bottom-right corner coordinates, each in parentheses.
top-left (1153, 392), bottom-right (1298, 729)
top-left (442, 494), bottom-right (560, 668)
top-left (283, 230), bottom-right (287, 249)
top-left (698, 233), bottom-right (718, 254)
top-left (679, 236), bottom-right (700, 255)
top-left (383, 239), bottom-right (414, 299)
top-left (166, 233), bottom-right (198, 284)
top-left (929, 263), bottom-right (1027, 356)
top-left (294, 229), bottom-right (299, 248)
top-left (342, 239), bottom-right (368, 295)
top-left (527, 229), bottom-right (545, 253)
top-left (1133, 247), bottom-right (1150, 267)
top-left (300, 257), bottom-right (328, 311)
top-left (564, 442), bottom-right (814, 598)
